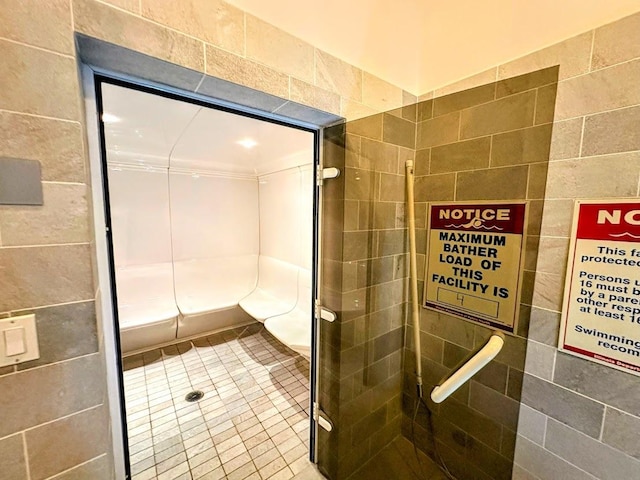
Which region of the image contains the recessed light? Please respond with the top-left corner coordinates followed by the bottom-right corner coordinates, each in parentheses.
top-left (102, 113), bottom-right (121, 124)
top-left (237, 138), bottom-right (258, 149)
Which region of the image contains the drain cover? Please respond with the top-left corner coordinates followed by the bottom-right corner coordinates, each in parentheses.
top-left (185, 390), bottom-right (205, 402)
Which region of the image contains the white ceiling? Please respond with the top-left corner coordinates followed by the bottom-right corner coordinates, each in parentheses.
top-left (101, 84), bottom-right (314, 175)
top-left (225, 0), bottom-right (640, 94)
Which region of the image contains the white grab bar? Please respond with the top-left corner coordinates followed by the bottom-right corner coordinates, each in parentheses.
top-left (431, 334), bottom-right (504, 404)
top-left (405, 159), bottom-right (423, 397)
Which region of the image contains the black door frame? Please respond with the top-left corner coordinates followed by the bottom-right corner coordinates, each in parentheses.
top-left (91, 72), bottom-right (322, 479)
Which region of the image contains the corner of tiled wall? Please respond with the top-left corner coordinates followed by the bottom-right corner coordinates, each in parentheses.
top-left (401, 64), bottom-right (559, 480)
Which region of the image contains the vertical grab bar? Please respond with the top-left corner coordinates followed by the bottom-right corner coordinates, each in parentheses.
top-left (431, 334), bottom-right (504, 403)
top-left (405, 159), bottom-right (423, 398)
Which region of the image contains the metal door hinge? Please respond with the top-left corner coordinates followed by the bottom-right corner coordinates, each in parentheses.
top-left (313, 402), bottom-right (333, 432)
top-left (316, 167), bottom-right (340, 186)
top-left (315, 300), bottom-right (336, 322)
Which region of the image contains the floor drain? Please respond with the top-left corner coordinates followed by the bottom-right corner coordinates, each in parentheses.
top-left (185, 390), bottom-right (204, 402)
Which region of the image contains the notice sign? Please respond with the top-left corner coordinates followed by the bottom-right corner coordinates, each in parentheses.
top-left (423, 202), bottom-right (527, 334)
top-left (560, 200), bottom-right (640, 376)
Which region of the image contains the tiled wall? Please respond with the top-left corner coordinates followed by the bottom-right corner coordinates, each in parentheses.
top-left (70, 0), bottom-right (412, 121)
top-left (417, 12), bottom-right (640, 480)
top-left (2, 0), bottom-right (639, 478)
top-left (0, 0), bottom-right (413, 478)
top-left (318, 107), bottom-right (417, 479)
top-left (400, 67), bottom-right (558, 480)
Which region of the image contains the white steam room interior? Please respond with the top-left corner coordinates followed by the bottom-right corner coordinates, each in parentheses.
top-left (101, 82), bottom-right (319, 479)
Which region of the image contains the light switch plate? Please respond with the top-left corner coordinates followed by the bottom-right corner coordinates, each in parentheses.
top-left (0, 314), bottom-right (40, 367)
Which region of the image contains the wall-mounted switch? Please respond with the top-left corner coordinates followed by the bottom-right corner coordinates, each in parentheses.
top-left (4, 327), bottom-right (26, 356)
top-left (0, 314), bottom-right (39, 367)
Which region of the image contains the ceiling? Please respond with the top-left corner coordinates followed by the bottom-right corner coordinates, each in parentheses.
top-left (225, 0), bottom-right (640, 94)
top-left (101, 84), bottom-right (314, 175)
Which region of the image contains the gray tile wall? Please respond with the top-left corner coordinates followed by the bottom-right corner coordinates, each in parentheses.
top-left (401, 67), bottom-right (559, 480)
top-left (418, 11), bottom-right (640, 480)
top-left (511, 13), bottom-right (640, 480)
top-left (0, 0), bottom-right (411, 478)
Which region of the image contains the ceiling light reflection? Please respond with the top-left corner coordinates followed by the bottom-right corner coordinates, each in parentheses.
top-left (237, 138), bottom-right (258, 149)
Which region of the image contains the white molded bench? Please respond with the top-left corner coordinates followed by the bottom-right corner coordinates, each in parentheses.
top-left (115, 263), bottom-right (179, 353)
top-left (264, 268), bottom-right (312, 358)
top-left (174, 255), bottom-right (258, 337)
top-left (239, 256), bottom-right (299, 322)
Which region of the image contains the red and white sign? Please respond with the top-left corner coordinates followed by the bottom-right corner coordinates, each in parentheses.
top-left (424, 202), bottom-right (527, 334)
top-left (560, 200), bottom-right (640, 376)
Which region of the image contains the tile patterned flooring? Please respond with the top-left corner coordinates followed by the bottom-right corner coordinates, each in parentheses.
top-left (122, 324), bottom-right (326, 480)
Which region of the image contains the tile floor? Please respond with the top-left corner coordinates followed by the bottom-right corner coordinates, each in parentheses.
top-left (122, 324), bottom-right (326, 480)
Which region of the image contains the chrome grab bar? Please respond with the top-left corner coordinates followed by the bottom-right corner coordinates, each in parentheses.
top-left (431, 333), bottom-right (504, 403)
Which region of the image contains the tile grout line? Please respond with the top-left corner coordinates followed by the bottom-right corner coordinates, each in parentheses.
top-left (0, 108), bottom-right (82, 124)
top-left (41, 180), bottom-right (86, 186)
top-left (68, 0), bottom-right (75, 36)
top-left (544, 414), bottom-right (640, 467)
top-left (598, 406), bottom-right (607, 442)
top-left (588, 29), bottom-right (596, 73)
top-left (202, 41), bottom-right (207, 75)
top-left (6, 297), bottom-right (95, 317)
top-left (22, 403), bottom-right (105, 435)
top-left (0, 36), bottom-right (74, 59)
top-left (1, 351), bottom-right (101, 380)
top-left (539, 423), bottom-right (601, 480)
top-left (561, 102), bottom-right (640, 124)
top-left (22, 432), bottom-right (32, 480)
top-left (0, 241), bottom-right (91, 250)
top-left (42, 453), bottom-right (108, 480)
top-left (194, 73), bottom-right (206, 93)
top-left (243, 12), bottom-right (247, 58)
top-left (92, 0), bottom-right (219, 48)
top-left (578, 116), bottom-right (586, 157)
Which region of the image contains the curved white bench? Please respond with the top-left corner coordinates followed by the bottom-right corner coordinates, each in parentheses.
top-left (174, 255), bottom-right (258, 337)
top-left (115, 263), bottom-right (179, 353)
top-left (239, 256), bottom-right (298, 322)
top-left (264, 269), bottom-right (312, 358)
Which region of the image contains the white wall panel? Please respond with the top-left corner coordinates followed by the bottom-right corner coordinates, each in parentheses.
top-left (169, 172), bottom-right (259, 261)
top-left (258, 168), bottom-right (301, 266)
top-left (170, 172), bottom-right (260, 316)
top-left (107, 166), bottom-right (173, 267)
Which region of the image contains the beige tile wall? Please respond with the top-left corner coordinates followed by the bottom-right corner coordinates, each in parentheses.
top-left (418, 11), bottom-right (640, 480)
top-left (0, 0), bottom-right (415, 480)
top-left (73, 0), bottom-right (413, 120)
top-left (0, 0), bottom-right (413, 478)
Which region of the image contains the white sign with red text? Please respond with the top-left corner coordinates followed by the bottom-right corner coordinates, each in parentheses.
top-left (424, 202), bottom-right (527, 334)
top-left (560, 200), bottom-right (640, 376)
